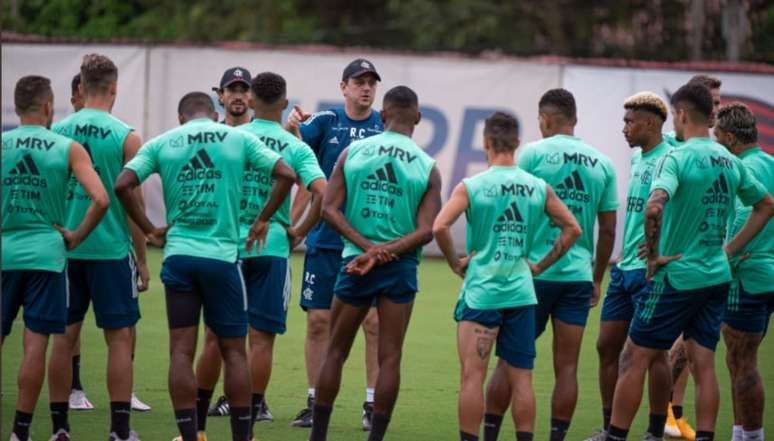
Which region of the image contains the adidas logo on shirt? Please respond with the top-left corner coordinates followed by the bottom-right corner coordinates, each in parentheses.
top-left (3, 154), bottom-right (47, 187)
top-left (360, 162), bottom-right (403, 196)
top-left (702, 174), bottom-right (730, 205)
top-left (328, 136), bottom-right (339, 144)
top-left (493, 203), bottom-right (527, 233)
top-left (177, 149), bottom-right (222, 182)
top-left (555, 170), bottom-right (590, 203)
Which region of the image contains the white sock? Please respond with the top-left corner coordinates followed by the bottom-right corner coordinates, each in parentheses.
top-left (733, 425), bottom-right (745, 441)
top-left (743, 428), bottom-right (764, 441)
top-left (366, 388), bottom-right (375, 403)
top-left (308, 388), bottom-right (315, 399)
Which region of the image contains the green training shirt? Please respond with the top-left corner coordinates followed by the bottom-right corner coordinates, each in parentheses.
top-left (460, 166), bottom-right (546, 310)
top-left (237, 119), bottom-right (325, 259)
top-left (518, 134), bottom-right (619, 282)
top-left (124, 118), bottom-right (281, 263)
top-left (342, 131), bottom-right (436, 258)
top-left (727, 146), bottom-right (774, 294)
top-left (53, 108), bottom-right (133, 260)
top-left (650, 137), bottom-right (767, 290)
top-left (2, 125), bottom-right (72, 272)
top-left (618, 141), bottom-right (671, 271)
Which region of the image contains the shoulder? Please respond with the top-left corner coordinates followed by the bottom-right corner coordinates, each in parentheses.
top-left (106, 114), bottom-right (133, 132)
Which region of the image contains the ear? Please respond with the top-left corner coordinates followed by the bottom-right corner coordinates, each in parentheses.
top-left (281, 98), bottom-right (289, 111)
top-left (248, 96), bottom-right (255, 109)
top-left (210, 111), bottom-right (219, 122)
top-left (415, 110), bottom-right (422, 126)
top-left (178, 114), bottom-right (185, 125)
top-left (78, 83), bottom-right (86, 96)
top-left (340, 80), bottom-right (347, 94)
top-left (110, 82), bottom-right (117, 96)
top-left (380, 109), bottom-right (387, 124)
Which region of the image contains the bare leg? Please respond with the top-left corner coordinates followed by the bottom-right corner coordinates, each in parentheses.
top-left (596, 320), bottom-right (629, 413)
top-left (609, 339), bottom-right (665, 430)
top-left (305, 309), bottom-right (331, 391)
top-left (457, 321), bottom-right (498, 435)
top-left (485, 360), bottom-right (512, 417)
top-left (508, 366), bottom-right (535, 433)
top-left (684, 339), bottom-right (719, 432)
top-left (362, 307), bottom-right (380, 392)
top-left (104, 327), bottom-right (134, 402)
top-left (248, 328), bottom-right (275, 394)
top-left (17, 329), bottom-right (51, 412)
top-left (196, 328), bottom-right (223, 391)
top-left (550, 319), bottom-right (585, 422)
top-left (169, 326), bottom-right (199, 410)
top-left (722, 325), bottom-right (764, 431)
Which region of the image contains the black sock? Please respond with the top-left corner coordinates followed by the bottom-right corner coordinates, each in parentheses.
top-left (550, 418), bottom-right (570, 441)
top-left (368, 412), bottom-right (391, 441)
top-left (516, 432), bottom-right (534, 441)
top-left (196, 388), bottom-right (213, 431)
top-left (251, 393), bottom-right (264, 423)
top-left (484, 413), bottom-right (504, 441)
top-left (647, 413), bottom-right (666, 438)
top-left (461, 431), bottom-right (479, 441)
top-left (603, 408), bottom-right (612, 431)
top-left (672, 405), bottom-right (684, 420)
top-left (229, 406), bottom-right (252, 441)
top-left (695, 431), bottom-right (714, 441)
top-left (50, 401), bottom-right (69, 433)
top-left (607, 425), bottom-right (629, 441)
top-left (13, 411), bottom-right (33, 441)
top-left (71, 355), bottom-right (83, 391)
top-left (110, 401), bottom-right (131, 439)
top-left (310, 404), bottom-right (332, 441)
top-left (175, 408), bottom-right (198, 441)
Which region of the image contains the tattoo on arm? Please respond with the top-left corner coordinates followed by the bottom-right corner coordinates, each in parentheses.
top-left (645, 190), bottom-right (669, 257)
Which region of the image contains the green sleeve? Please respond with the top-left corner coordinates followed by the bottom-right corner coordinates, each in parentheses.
top-left (294, 142), bottom-right (326, 188)
top-left (124, 140), bottom-right (159, 183)
top-left (650, 152), bottom-right (680, 199)
top-left (598, 158), bottom-right (619, 212)
top-left (736, 158), bottom-right (767, 206)
top-left (245, 134), bottom-right (281, 174)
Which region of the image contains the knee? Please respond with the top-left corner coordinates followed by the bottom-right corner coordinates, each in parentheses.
top-left (106, 327), bottom-right (133, 346)
top-left (308, 314), bottom-right (329, 339)
top-left (597, 337), bottom-right (621, 363)
top-left (362, 313), bottom-right (379, 337)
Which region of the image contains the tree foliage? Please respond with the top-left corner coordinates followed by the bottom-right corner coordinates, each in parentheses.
top-left (3, 0), bottom-right (772, 63)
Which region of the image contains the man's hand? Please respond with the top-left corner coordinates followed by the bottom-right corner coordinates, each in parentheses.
top-left (286, 226), bottom-right (305, 251)
top-left (526, 259), bottom-right (541, 277)
top-left (591, 282), bottom-right (601, 307)
top-left (646, 253), bottom-right (682, 280)
top-left (345, 245), bottom-right (398, 276)
top-left (147, 226), bottom-right (169, 248)
top-left (136, 260), bottom-right (150, 292)
top-left (54, 224), bottom-right (84, 251)
top-left (285, 105), bottom-right (311, 138)
top-left (452, 252), bottom-right (475, 278)
top-left (246, 219), bottom-right (270, 253)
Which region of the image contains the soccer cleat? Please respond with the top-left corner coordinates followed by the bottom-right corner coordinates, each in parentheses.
top-left (131, 392), bottom-right (151, 412)
top-left (361, 401), bottom-right (374, 431)
top-left (664, 404), bottom-right (681, 438)
top-left (108, 430), bottom-right (141, 441)
top-left (639, 433), bottom-right (663, 441)
top-left (583, 429), bottom-right (607, 441)
top-left (69, 389), bottom-right (95, 410)
top-left (48, 429), bottom-right (71, 441)
top-left (291, 396), bottom-right (314, 428)
top-left (171, 432), bottom-right (207, 441)
top-left (207, 395), bottom-right (230, 417)
top-left (254, 398), bottom-right (273, 422)
top-left (675, 417), bottom-right (696, 441)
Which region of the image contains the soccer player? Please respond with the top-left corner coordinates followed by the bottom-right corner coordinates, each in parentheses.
top-left (187, 72), bottom-right (327, 440)
top-left (3, 75), bottom-right (108, 441)
top-left (484, 88), bottom-right (619, 441)
top-left (585, 92), bottom-right (673, 441)
top-left (663, 74), bottom-right (722, 441)
top-left (433, 111), bottom-right (581, 441)
top-left (606, 83), bottom-right (774, 441)
top-left (308, 85), bottom-right (441, 441)
top-left (114, 91), bottom-right (296, 441)
top-left (714, 103), bottom-right (774, 441)
top-left (48, 53), bottom-right (149, 441)
top-left (285, 58), bottom-right (384, 429)
top-left (193, 66), bottom-right (255, 421)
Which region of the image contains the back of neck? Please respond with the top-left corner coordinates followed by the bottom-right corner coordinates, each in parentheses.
top-left (734, 143), bottom-right (758, 156)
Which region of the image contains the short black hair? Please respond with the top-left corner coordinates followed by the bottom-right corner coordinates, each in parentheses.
top-left (716, 102), bottom-right (757, 144)
top-left (251, 72), bottom-right (286, 104)
top-left (15, 75), bottom-right (53, 114)
top-left (383, 85), bottom-right (418, 110)
top-left (178, 92), bottom-right (214, 117)
top-left (539, 88), bottom-right (577, 122)
top-left (71, 73), bottom-right (81, 95)
top-left (671, 83), bottom-right (713, 123)
top-left (484, 111), bottom-right (520, 153)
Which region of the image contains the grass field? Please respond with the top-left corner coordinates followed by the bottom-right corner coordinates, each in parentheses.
top-left (2, 247), bottom-right (772, 440)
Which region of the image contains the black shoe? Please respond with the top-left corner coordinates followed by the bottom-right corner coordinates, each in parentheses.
top-left (291, 396), bottom-right (314, 428)
top-left (254, 398), bottom-right (273, 422)
top-left (362, 401), bottom-right (374, 431)
top-left (207, 395), bottom-right (230, 417)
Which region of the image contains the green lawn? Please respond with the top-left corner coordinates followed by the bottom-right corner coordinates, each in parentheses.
top-left (2, 248), bottom-right (772, 440)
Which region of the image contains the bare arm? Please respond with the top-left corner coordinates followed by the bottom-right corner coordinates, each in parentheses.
top-left (246, 159), bottom-right (297, 252)
top-left (123, 132), bottom-right (149, 289)
top-left (289, 178), bottom-right (326, 247)
top-left (61, 142), bottom-right (110, 249)
top-left (114, 169), bottom-right (166, 246)
top-left (432, 182), bottom-right (471, 277)
top-left (725, 193), bottom-right (774, 258)
top-left (642, 189), bottom-right (681, 278)
top-left (533, 185), bottom-right (582, 275)
top-left (321, 148), bottom-right (376, 252)
top-left (592, 211), bottom-right (616, 306)
top-left (291, 184), bottom-right (312, 224)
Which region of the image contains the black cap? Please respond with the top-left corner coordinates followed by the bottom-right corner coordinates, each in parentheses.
top-left (213, 67), bottom-right (252, 91)
top-left (342, 58), bottom-right (381, 82)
